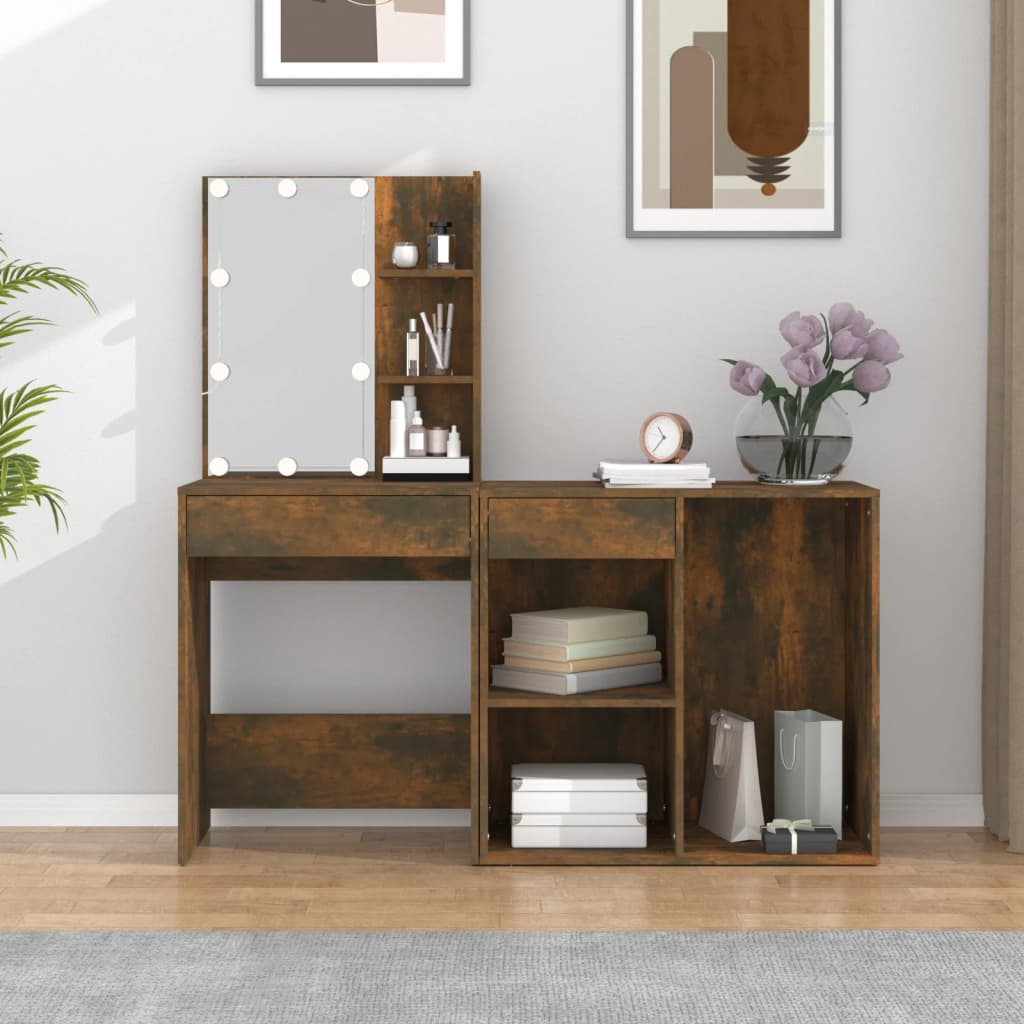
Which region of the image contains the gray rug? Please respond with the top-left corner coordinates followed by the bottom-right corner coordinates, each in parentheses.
top-left (0, 931), bottom-right (1022, 1023)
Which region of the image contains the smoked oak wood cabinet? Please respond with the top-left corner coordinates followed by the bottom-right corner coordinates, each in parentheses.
top-left (179, 480), bottom-right (879, 867)
top-left (177, 479), bottom-right (479, 865)
top-left (477, 482), bottom-right (880, 867)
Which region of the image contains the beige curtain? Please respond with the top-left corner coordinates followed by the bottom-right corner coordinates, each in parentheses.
top-left (985, 0), bottom-right (1024, 853)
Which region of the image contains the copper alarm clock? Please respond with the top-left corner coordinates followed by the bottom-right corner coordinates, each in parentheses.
top-left (639, 412), bottom-right (693, 464)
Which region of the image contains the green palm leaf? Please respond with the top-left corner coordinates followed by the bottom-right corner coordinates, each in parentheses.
top-left (0, 312), bottom-right (53, 351)
top-left (0, 234), bottom-right (95, 558)
top-left (0, 261), bottom-right (97, 314)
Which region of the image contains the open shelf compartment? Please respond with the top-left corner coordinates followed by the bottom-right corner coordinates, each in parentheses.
top-left (483, 706), bottom-right (680, 865)
top-left (679, 495), bottom-right (878, 865)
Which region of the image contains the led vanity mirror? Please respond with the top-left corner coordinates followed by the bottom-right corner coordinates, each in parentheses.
top-left (205, 176), bottom-right (375, 475)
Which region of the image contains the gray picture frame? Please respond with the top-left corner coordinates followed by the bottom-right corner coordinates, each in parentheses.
top-left (256, 0), bottom-right (470, 86)
top-left (626, 0), bottom-right (841, 238)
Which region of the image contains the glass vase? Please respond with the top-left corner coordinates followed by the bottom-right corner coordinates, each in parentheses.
top-left (735, 395), bottom-right (853, 485)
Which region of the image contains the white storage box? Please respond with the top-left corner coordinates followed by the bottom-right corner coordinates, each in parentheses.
top-left (510, 764), bottom-right (648, 849)
top-left (511, 811), bottom-right (647, 848)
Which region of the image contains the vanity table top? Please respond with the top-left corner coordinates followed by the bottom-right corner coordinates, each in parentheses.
top-left (178, 478), bottom-right (879, 499)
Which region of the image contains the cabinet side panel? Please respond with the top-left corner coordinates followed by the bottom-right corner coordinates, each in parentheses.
top-left (683, 498), bottom-right (846, 823)
top-left (845, 497), bottom-right (880, 856)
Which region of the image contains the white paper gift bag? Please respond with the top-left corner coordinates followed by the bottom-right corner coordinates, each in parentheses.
top-left (698, 710), bottom-right (765, 843)
top-left (774, 709), bottom-right (843, 834)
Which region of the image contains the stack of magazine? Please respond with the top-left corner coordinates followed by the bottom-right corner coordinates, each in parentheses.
top-left (491, 607), bottom-right (663, 696)
top-left (596, 460), bottom-right (714, 488)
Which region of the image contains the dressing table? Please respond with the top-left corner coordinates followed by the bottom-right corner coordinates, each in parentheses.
top-left (179, 173), bottom-right (879, 868)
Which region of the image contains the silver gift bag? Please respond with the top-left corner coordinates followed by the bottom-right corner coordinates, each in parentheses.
top-left (774, 709), bottom-right (843, 835)
top-left (698, 710), bottom-right (765, 843)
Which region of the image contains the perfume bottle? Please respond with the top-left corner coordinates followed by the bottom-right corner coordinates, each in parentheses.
top-left (405, 318), bottom-right (420, 377)
top-left (427, 221), bottom-right (455, 270)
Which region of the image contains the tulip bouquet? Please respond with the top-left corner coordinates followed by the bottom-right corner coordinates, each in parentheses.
top-left (725, 304), bottom-right (903, 483)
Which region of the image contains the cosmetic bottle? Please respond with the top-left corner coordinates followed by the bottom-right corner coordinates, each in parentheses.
top-left (427, 221), bottom-right (455, 270)
top-left (446, 425), bottom-right (462, 458)
top-left (406, 410), bottom-right (426, 458)
top-left (389, 400), bottom-right (407, 458)
top-left (426, 426), bottom-right (448, 457)
top-left (402, 384), bottom-right (417, 424)
top-left (405, 318), bottom-right (420, 377)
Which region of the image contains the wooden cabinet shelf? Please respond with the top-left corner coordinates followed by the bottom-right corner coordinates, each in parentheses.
top-left (477, 483), bottom-right (880, 868)
top-left (681, 822), bottom-right (875, 866)
top-left (378, 269), bottom-right (476, 279)
top-left (377, 376), bottom-right (475, 385)
top-left (374, 175), bottom-right (481, 480)
top-left (487, 683), bottom-right (676, 709)
top-left (484, 819), bottom-right (677, 866)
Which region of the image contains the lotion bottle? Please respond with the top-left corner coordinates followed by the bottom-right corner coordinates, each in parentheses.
top-left (402, 384), bottom-right (417, 424)
top-left (406, 410), bottom-right (426, 458)
top-left (446, 425), bottom-right (462, 458)
top-left (389, 400), bottom-right (407, 458)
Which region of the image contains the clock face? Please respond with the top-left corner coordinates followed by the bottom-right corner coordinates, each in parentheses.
top-left (640, 412), bottom-right (693, 464)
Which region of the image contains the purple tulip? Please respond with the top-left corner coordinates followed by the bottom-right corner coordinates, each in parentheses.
top-left (852, 359), bottom-right (891, 393)
top-left (828, 302), bottom-right (874, 339)
top-left (780, 311), bottom-right (825, 349)
top-left (781, 347), bottom-right (827, 388)
top-left (864, 329), bottom-right (904, 364)
top-left (830, 327), bottom-right (870, 360)
top-left (729, 360), bottom-right (767, 396)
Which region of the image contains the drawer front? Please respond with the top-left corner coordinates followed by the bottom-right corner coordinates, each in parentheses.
top-left (487, 498), bottom-right (675, 559)
top-left (186, 495), bottom-right (471, 558)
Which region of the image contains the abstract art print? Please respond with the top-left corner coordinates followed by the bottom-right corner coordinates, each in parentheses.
top-left (627, 1), bottom-right (839, 237)
top-left (257, 0), bottom-right (469, 85)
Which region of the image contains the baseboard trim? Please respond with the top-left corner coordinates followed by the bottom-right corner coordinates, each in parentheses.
top-left (0, 795), bottom-right (179, 827)
top-left (0, 794), bottom-right (982, 829)
top-left (0, 796), bottom-right (470, 828)
top-left (880, 793), bottom-right (985, 828)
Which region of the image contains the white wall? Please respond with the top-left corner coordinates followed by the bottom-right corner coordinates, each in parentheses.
top-left (0, 1), bottom-right (990, 819)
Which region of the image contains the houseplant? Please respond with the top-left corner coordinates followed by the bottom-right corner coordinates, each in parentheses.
top-left (725, 303), bottom-right (903, 484)
top-left (0, 238), bottom-right (96, 557)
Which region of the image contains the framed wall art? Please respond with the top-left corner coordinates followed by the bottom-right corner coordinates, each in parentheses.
top-left (627, 1), bottom-right (840, 238)
top-left (256, 0), bottom-right (469, 86)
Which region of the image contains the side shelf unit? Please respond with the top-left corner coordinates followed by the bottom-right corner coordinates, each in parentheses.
top-left (476, 482), bottom-right (880, 866)
top-left (373, 174), bottom-right (481, 481)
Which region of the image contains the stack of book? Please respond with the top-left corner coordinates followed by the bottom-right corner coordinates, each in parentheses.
top-left (595, 460), bottom-right (715, 489)
top-left (491, 607), bottom-right (662, 696)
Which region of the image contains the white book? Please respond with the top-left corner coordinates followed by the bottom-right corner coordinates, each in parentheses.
top-left (602, 480), bottom-right (715, 489)
top-left (508, 607), bottom-right (648, 644)
top-left (491, 661), bottom-right (662, 695)
top-left (598, 460), bottom-right (711, 479)
top-left (502, 634), bottom-right (657, 662)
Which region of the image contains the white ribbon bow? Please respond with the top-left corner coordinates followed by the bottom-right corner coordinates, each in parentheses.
top-left (766, 818), bottom-right (813, 855)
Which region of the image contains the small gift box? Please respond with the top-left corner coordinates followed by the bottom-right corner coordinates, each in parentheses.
top-left (760, 818), bottom-right (839, 855)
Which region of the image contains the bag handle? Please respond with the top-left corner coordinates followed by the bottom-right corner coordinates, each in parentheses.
top-left (779, 728), bottom-right (799, 772)
top-left (711, 711), bottom-right (733, 779)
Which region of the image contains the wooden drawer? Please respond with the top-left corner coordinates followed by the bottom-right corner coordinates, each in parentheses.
top-left (487, 498), bottom-right (676, 559)
top-left (186, 495), bottom-right (471, 558)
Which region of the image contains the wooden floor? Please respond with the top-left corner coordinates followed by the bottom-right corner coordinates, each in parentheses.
top-left (0, 827), bottom-right (1021, 931)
